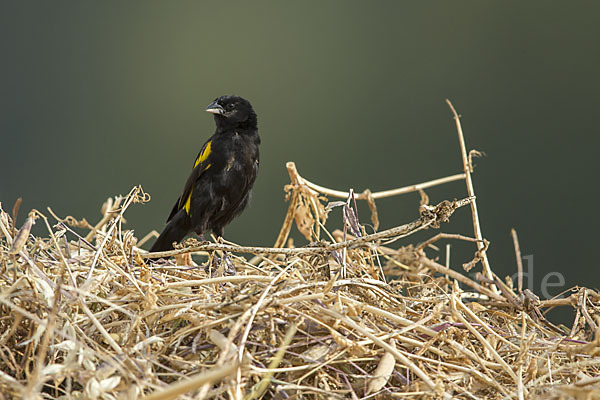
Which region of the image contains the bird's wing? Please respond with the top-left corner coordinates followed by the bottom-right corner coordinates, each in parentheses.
top-left (166, 138), bottom-right (214, 222)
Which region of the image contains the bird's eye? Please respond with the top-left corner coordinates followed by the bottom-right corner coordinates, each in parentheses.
top-left (227, 103), bottom-right (235, 110)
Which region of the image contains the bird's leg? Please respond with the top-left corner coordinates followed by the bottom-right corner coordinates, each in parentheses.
top-left (221, 251), bottom-right (236, 275)
top-left (207, 251), bottom-right (227, 277)
top-left (213, 235), bottom-right (226, 277)
top-left (207, 234), bottom-right (236, 276)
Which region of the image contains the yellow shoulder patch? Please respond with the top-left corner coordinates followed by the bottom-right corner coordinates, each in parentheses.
top-left (194, 140), bottom-right (212, 168)
top-left (184, 142), bottom-right (213, 215)
top-left (183, 164), bottom-right (212, 215)
top-left (184, 192), bottom-right (192, 214)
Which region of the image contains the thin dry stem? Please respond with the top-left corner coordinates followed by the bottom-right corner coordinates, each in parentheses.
top-left (301, 170), bottom-right (466, 200)
top-left (445, 99), bottom-right (494, 282)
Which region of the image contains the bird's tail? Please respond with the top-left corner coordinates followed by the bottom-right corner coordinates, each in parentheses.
top-left (149, 210), bottom-right (191, 255)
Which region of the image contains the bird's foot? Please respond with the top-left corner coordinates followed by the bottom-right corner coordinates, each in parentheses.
top-left (206, 251), bottom-right (236, 277)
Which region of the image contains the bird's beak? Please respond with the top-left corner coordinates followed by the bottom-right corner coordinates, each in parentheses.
top-left (206, 100), bottom-right (225, 115)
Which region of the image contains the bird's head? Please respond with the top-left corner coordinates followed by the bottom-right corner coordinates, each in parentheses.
top-left (206, 95), bottom-right (257, 130)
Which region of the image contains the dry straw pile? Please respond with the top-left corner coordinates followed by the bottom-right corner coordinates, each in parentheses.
top-left (1, 102), bottom-right (599, 399)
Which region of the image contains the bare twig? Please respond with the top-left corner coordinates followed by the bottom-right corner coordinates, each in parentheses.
top-left (419, 257), bottom-right (504, 302)
top-left (445, 99), bottom-right (494, 283)
top-left (143, 197), bottom-right (473, 259)
top-left (511, 229), bottom-right (524, 294)
top-left (300, 169), bottom-right (466, 200)
top-left (417, 233), bottom-right (483, 251)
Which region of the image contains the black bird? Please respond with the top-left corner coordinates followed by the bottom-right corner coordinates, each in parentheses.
top-left (149, 95), bottom-right (260, 254)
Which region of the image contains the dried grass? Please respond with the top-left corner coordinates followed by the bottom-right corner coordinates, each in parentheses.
top-left (1, 102), bottom-right (600, 400)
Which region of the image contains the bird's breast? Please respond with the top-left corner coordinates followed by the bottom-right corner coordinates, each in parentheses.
top-left (208, 133), bottom-right (258, 189)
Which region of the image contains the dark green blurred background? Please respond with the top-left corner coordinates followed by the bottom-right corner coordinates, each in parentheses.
top-left (1, 2), bottom-right (599, 322)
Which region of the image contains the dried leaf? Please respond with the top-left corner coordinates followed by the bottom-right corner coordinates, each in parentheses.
top-left (99, 375), bottom-right (121, 391)
top-left (42, 364), bottom-right (65, 376)
top-left (363, 189), bottom-right (379, 231)
top-left (34, 279), bottom-right (55, 307)
top-left (86, 377), bottom-right (101, 399)
top-left (294, 203), bottom-right (314, 241)
top-left (343, 204), bottom-right (362, 238)
top-left (11, 197), bottom-right (22, 228)
top-left (302, 343), bottom-right (332, 362)
top-left (9, 216), bottom-right (33, 255)
top-left (367, 340), bottom-right (396, 394)
top-left (19, 322), bottom-right (46, 348)
top-left (326, 201), bottom-right (346, 210)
